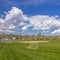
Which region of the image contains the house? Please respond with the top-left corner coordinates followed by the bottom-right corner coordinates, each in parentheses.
top-left (1, 38), bottom-right (12, 43)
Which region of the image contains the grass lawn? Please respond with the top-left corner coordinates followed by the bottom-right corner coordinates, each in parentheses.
top-left (0, 40), bottom-right (60, 60)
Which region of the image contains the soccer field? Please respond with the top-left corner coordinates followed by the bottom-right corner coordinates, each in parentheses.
top-left (0, 40), bottom-right (60, 60)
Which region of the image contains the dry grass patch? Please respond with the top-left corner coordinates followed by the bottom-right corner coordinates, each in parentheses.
top-left (20, 41), bottom-right (49, 43)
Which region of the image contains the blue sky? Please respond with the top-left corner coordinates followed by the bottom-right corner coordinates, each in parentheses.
top-left (0, 0), bottom-right (60, 36)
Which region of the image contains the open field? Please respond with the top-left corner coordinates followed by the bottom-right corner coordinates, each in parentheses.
top-left (0, 40), bottom-right (60, 60)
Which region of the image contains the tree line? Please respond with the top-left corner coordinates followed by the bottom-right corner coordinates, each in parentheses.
top-left (0, 33), bottom-right (60, 41)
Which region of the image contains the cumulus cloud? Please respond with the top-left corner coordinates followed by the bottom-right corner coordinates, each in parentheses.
top-left (0, 7), bottom-right (28, 33)
top-left (0, 18), bottom-right (5, 23)
top-left (51, 28), bottom-right (60, 34)
top-left (29, 15), bottom-right (60, 31)
top-left (0, 7), bottom-right (60, 35)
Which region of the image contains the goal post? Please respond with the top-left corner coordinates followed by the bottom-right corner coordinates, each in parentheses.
top-left (26, 43), bottom-right (39, 49)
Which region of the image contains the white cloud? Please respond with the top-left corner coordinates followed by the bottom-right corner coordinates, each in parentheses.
top-left (0, 7), bottom-right (60, 35)
top-left (22, 24), bottom-right (31, 31)
top-left (51, 28), bottom-right (60, 34)
top-left (22, 26), bottom-right (28, 31)
top-left (5, 7), bottom-right (23, 20)
top-left (29, 15), bottom-right (60, 31)
top-left (0, 18), bottom-right (5, 23)
top-left (5, 7), bottom-right (28, 22)
top-left (8, 24), bottom-right (16, 29)
top-left (19, 22), bottom-right (26, 26)
top-left (0, 7), bottom-right (28, 33)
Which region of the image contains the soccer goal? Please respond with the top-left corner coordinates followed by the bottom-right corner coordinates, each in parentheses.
top-left (26, 43), bottom-right (39, 49)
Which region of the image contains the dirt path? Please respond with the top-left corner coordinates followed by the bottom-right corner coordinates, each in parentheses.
top-left (20, 41), bottom-right (49, 43)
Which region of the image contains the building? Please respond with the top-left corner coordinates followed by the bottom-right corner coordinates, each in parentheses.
top-left (1, 38), bottom-right (12, 43)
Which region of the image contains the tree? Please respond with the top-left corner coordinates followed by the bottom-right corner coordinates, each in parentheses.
top-left (37, 33), bottom-right (41, 36)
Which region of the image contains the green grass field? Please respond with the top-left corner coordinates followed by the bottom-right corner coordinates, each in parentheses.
top-left (0, 40), bottom-right (60, 60)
